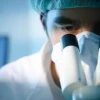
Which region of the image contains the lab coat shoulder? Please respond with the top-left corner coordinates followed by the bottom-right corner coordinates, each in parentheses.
top-left (0, 52), bottom-right (42, 100)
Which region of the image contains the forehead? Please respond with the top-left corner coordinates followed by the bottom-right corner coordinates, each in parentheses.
top-left (47, 8), bottom-right (100, 23)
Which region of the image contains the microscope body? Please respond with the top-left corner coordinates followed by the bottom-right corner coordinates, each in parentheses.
top-left (59, 34), bottom-right (100, 100)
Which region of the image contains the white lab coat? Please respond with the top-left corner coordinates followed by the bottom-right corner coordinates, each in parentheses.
top-left (0, 42), bottom-right (65, 100)
top-left (0, 33), bottom-right (99, 100)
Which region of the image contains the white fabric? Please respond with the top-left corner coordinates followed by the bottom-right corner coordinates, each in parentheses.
top-left (94, 44), bottom-right (100, 85)
top-left (0, 32), bottom-right (100, 100)
top-left (0, 42), bottom-right (65, 100)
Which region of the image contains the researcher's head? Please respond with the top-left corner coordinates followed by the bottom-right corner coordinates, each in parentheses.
top-left (31, 0), bottom-right (100, 44)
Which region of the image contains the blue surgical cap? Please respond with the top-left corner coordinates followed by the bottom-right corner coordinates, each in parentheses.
top-left (30, 0), bottom-right (100, 13)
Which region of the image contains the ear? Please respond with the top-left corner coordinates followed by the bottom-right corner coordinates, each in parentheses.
top-left (40, 13), bottom-right (46, 29)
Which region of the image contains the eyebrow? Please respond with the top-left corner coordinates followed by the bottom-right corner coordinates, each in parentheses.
top-left (54, 16), bottom-right (76, 25)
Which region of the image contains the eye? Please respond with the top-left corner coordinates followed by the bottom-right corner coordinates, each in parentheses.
top-left (60, 25), bottom-right (75, 31)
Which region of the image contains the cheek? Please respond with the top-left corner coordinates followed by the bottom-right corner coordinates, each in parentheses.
top-left (48, 28), bottom-right (81, 45)
top-left (51, 32), bottom-right (62, 45)
top-left (48, 28), bottom-right (65, 45)
top-left (46, 20), bottom-right (64, 44)
top-left (47, 24), bottom-right (82, 45)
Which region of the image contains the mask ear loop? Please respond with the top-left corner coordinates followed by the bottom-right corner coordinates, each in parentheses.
top-left (93, 38), bottom-right (100, 85)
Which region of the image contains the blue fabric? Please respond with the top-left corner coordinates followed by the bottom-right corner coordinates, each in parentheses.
top-left (78, 32), bottom-right (100, 80)
top-left (30, 0), bottom-right (100, 13)
top-left (0, 36), bottom-right (9, 68)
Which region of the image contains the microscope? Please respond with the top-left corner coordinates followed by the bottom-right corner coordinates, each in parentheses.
top-left (59, 34), bottom-right (100, 100)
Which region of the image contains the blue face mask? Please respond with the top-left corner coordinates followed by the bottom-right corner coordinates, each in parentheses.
top-left (77, 31), bottom-right (100, 82)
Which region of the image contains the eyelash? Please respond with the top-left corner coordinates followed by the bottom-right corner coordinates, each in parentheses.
top-left (60, 25), bottom-right (75, 31)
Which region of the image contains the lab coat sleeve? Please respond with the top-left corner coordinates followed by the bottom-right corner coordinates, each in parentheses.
top-left (0, 53), bottom-right (42, 100)
top-left (0, 62), bottom-right (22, 100)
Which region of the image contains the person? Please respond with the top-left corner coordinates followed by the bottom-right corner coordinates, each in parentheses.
top-left (0, 0), bottom-right (100, 100)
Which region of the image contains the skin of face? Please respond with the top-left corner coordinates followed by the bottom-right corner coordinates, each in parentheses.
top-left (43, 8), bottom-right (100, 44)
top-left (40, 8), bottom-right (100, 88)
